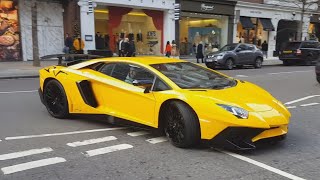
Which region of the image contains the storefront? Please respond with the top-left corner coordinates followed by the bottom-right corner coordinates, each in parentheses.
top-left (0, 0), bottom-right (20, 61)
top-left (309, 14), bottom-right (320, 41)
top-left (78, 0), bottom-right (175, 56)
top-left (235, 1), bottom-right (312, 58)
top-left (179, 0), bottom-right (236, 56)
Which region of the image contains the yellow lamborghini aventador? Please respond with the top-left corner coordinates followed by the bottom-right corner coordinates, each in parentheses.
top-left (38, 57), bottom-right (290, 150)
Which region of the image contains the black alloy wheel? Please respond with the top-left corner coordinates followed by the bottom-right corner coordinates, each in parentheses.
top-left (163, 101), bottom-right (200, 148)
top-left (305, 56), bottom-right (313, 66)
top-left (43, 80), bottom-right (69, 119)
top-left (254, 57), bottom-right (263, 69)
top-left (225, 58), bottom-right (234, 70)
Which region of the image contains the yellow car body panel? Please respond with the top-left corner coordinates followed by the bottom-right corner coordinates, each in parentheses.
top-left (39, 57), bottom-right (291, 143)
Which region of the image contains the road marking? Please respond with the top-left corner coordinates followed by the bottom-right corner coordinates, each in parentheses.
top-left (0, 147), bottom-right (53, 161)
top-left (84, 144), bottom-right (133, 157)
top-left (1, 157), bottom-right (66, 175)
top-left (67, 136), bottom-right (117, 147)
top-left (146, 137), bottom-right (168, 144)
top-left (284, 95), bottom-right (320, 105)
top-left (235, 75), bottom-right (249, 78)
top-left (269, 70), bottom-right (313, 75)
top-left (219, 150), bottom-right (306, 180)
top-left (127, 131), bottom-right (150, 137)
top-left (286, 106), bottom-right (297, 109)
top-left (5, 127), bottom-right (127, 140)
top-left (0, 90), bottom-right (37, 94)
top-left (300, 103), bottom-right (320, 107)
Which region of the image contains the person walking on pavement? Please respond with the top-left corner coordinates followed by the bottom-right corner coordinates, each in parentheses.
top-left (171, 40), bottom-right (177, 57)
top-left (73, 35), bottom-right (85, 54)
top-left (123, 38), bottom-right (130, 57)
top-left (261, 40), bottom-right (268, 59)
top-left (165, 41), bottom-right (172, 58)
top-left (196, 41), bottom-right (205, 63)
top-left (118, 38), bottom-right (124, 57)
top-left (127, 39), bottom-right (136, 57)
top-left (64, 33), bottom-right (73, 54)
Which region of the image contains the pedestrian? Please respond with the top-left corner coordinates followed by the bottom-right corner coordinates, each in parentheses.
top-left (123, 38), bottom-right (130, 57)
top-left (171, 40), bottom-right (177, 57)
top-left (165, 41), bottom-right (172, 57)
top-left (196, 41), bottom-right (204, 63)
top-left (73, 35), bottom-right (85, 54)
top-left (63, 33), bottom-right (73, 54)
top-left (118, 38), bottom-right (124, 57)
top-left (261, 40), bottom-right (268, 59)
top-left (127, 39), bottom-right (136, 57)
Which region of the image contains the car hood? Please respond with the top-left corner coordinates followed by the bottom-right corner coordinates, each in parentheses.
top-left (185, 81), bottom-right (278, 112)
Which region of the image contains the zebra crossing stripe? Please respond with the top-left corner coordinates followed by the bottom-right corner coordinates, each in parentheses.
top-left (67, 136), bottom-right (117, 147)
top-left (127, 131), bottom-right (150, 137)
top-left (146, 137), bottom-right (168, 144)
top-left (0, 147), bottom-right (53, 161)
top-left (84, 144), bottom-right (133, 157)
top-left (1, 157), bottom-right (66, 175)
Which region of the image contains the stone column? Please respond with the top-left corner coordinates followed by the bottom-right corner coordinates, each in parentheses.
top-left (163, 9), bottom-right (175, 54)
top-left (78, 0), bottom-right (97, 53)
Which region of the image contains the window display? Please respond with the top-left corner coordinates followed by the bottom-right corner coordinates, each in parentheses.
top-left (0, 0), bottom-right (20, 61)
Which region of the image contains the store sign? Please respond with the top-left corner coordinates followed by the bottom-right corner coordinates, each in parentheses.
top-left (0, 0), bottom-right (20, 61)
top-left (201, 3), bottom-right (214, 11)
top-left (147, 31), bottom-right (157, 40)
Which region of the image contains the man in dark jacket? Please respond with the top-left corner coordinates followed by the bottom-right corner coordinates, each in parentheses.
top-left (261, 40), bottom-right (268, 59)
top-left (64, 33), bottom-right (73, 54)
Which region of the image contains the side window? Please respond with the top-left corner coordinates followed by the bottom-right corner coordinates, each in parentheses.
top-left (111, 63), bottom-right (131, 81)
top-left (98, 63), bottom-right (115, 76)
top-left (153, 78), bottom-right (171, 92)
top-left (248, 45), bottom-right (254, 50)
top-left (239, 45), bottom-right (247, 51)
top-left (124, 65), bottom-right (155, 89)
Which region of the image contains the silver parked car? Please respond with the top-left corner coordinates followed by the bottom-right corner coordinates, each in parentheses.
top-left (205, 43), bottom-right (264, 70)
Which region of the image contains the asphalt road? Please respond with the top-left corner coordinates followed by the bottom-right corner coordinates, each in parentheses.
top-left (0, 64), bottom-right (319, 180)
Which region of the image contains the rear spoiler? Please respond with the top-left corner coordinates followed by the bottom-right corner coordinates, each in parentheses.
top-left (40, 54), bottom-right (103, 66)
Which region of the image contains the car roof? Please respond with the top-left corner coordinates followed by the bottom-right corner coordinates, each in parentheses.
top-left (69, 56), bottom-right (186, 70)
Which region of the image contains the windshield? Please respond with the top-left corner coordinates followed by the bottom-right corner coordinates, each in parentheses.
top-left (220, 44), bottom-right (237, 51)
top-left (151, 62), bottom-right (237, 89)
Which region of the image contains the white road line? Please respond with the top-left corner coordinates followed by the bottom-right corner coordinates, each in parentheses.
top-left (67, 136), bottom-right (117, 147)
top-left (0, 90), bottom-right (37, 94)
top-left (235, 75), bottom-right (249, 78)
top-left (5, 127), bottom-right (126, 140)
top-left (127, 131), bottom-right (150, 137)
top-left (269, 70), bottom-right (313, 75)
top-left (284, 95), bottom-right (320, 105)
top-left (0, 147), bottom-right (53, 161)
top-left (219, 150), bottom-right (306, 180)
top-left (1, 157), bottom-right (66, 175)
top-left (286, 106), bottom-right (297, 109)
top-left (300, 103), bottom-right (320, 107)
top-left (146, 137), bottom-right (168, 144)
top-left (84, 144), bottom-right (133, 157)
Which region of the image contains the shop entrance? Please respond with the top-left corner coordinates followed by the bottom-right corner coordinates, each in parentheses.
top-left (94, 6), bottom-right (163, 56)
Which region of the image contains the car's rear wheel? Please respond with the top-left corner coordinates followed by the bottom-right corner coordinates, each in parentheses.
top-left (43, 79), bottom-right (69, 119)
top-left (163, 101), bottom-right (200, 148)
top-left (254, 57), bottom-right (263, 68)
top-left (225, 58), bottom-right (234, 70)
top-left (304, 56), bottom-right (313, 66)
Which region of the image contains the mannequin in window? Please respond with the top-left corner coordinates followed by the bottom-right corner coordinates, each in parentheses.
top-left (137, 29), bottom-right (143, 42)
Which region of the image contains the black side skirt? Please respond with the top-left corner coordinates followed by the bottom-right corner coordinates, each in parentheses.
top-left (76, 80), bottom-right (98, 108)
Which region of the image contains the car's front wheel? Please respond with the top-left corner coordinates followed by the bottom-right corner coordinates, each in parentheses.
top-left (43, 79), bottom-right (69, 119)
top-left (163, 101), bottom-right (200, 148)
top-left (225, 58), bottom-right (234, 70)
top-left (254, 57), bottom-right (263, 68)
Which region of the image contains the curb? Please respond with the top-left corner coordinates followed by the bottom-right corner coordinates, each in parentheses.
top-left (0, 75), bottom-right (39, 80)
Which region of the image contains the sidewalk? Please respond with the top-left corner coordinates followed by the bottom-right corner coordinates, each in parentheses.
top-left (0, 57), bottom-right (282, 79)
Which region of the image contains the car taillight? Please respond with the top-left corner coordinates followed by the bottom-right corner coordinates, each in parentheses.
top-left (296, 49), bottom-right (302, 55)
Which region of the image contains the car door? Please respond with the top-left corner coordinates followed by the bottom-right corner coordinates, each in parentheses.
top-left (94, 62), bottom-right (157, 126)
top-left (245, 44), bottom-right (256, 64)
top-left (235, 44), bottom-right (248, 64)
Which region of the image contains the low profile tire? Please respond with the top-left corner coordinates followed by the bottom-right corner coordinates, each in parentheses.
top-left (225, 58), bottom-right (234, 70)
top-left (254, 57), bottom-right (263, 69)
top-left (43, 79), bottom-right (69, 119)
top-left (304, 56), bottom-right (313, 66)
top-left (163, 101), bottom-right (200, 148)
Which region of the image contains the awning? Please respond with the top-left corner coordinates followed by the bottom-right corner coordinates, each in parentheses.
top-left (240, 17), bottom-right (254, 30)
top-left (259, 18), bottom-right (275, 31)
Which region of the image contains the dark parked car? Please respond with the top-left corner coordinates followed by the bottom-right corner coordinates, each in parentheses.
top-left (316, 60), bottom-right (320, 84)
top-left (279, 41), bottom-right (320, 66)
top-left (205, 43), bottom-right (264, 70)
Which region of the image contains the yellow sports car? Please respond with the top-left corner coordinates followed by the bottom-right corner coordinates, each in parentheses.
top-left (38, 57), bottom-right (290, 150)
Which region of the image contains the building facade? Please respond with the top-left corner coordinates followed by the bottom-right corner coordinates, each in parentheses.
top-left (178, 0), bottom-right (236, 56)
top-left (235, 0), bottom-right (319, 57)
top-left (77, 0), bottom-right (175, 56)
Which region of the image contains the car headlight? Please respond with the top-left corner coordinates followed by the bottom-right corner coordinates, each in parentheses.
top-left (217, 104), bottom-right (249, 119)
top-left (216, 55), bottom-right (224, 60)
top-left (207, 55), bottom-right (214, 58)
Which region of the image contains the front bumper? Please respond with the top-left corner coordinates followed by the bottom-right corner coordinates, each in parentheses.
top-left (208, 125), bottom-right (288, 150)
